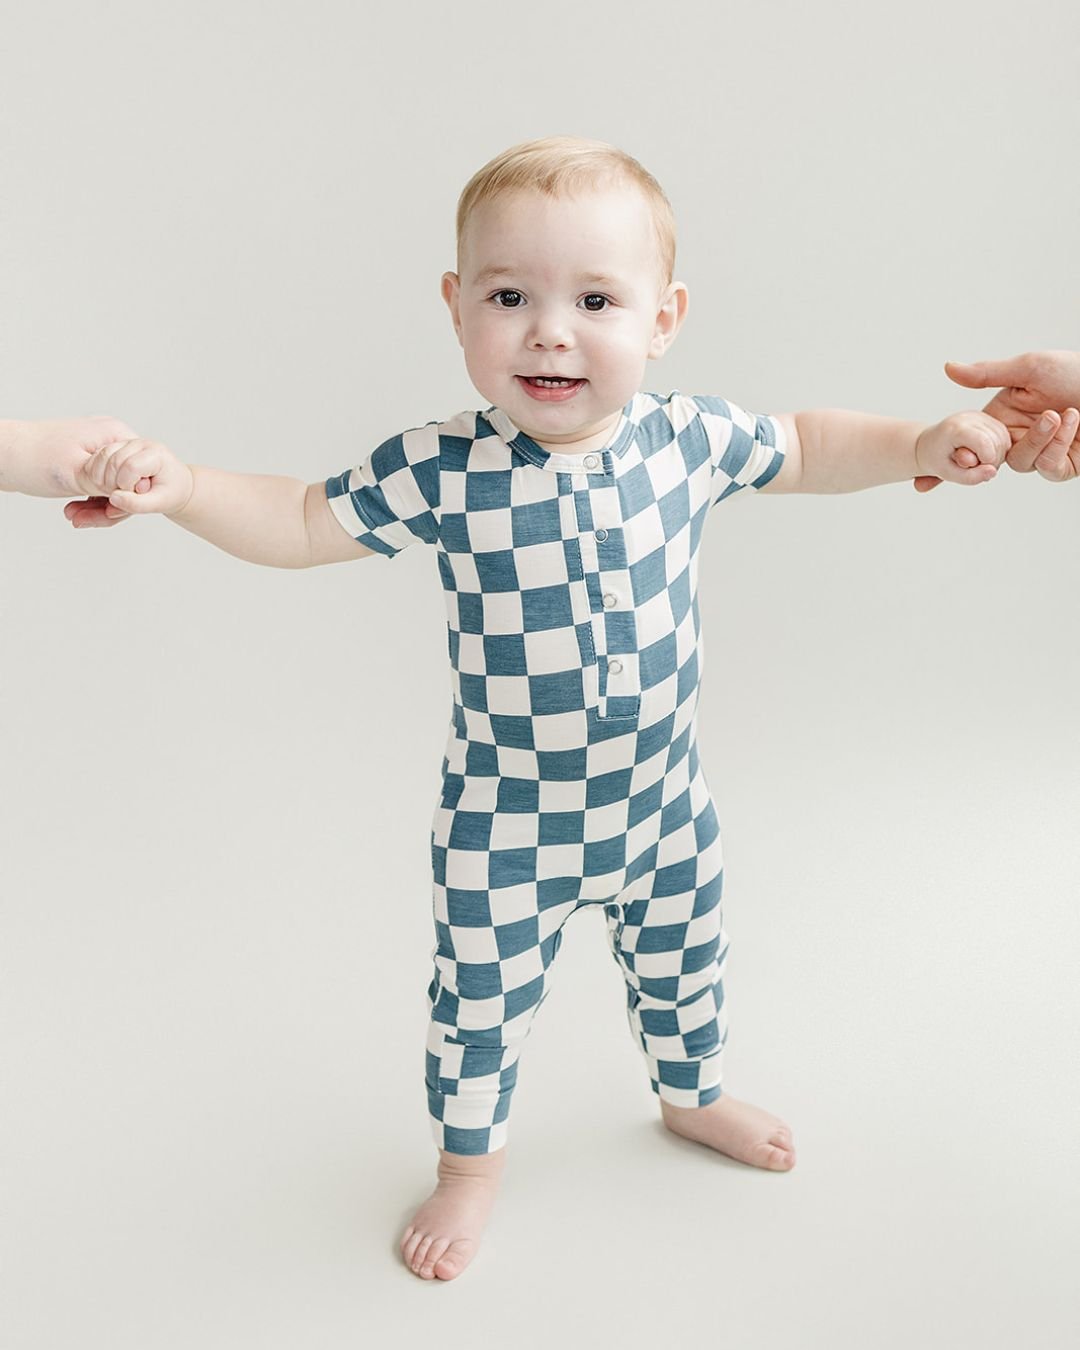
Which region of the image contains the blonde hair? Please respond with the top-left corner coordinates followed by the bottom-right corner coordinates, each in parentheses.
top-left (455, 136), bottom-right (676, 286)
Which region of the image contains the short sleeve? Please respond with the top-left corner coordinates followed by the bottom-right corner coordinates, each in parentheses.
top-left (324, 422), bottom-right (441, 560)
top-left (689, 394), bottom-right (787, 507)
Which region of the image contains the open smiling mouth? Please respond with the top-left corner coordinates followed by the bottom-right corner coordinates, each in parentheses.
top-left (517, 375), bottom-right (587, 401)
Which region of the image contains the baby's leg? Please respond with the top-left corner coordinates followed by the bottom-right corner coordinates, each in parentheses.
top-left (400, 819), bottom-right (575, 1281)
top-left (402, 945), bottom-right (564, 1281)
top-left (604, 785), bottom-right (795, 1171)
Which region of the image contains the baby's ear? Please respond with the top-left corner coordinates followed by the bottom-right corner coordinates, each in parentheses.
top-left (440, 272), bottom-right (463, 342)
top-left (650, 282), bottom-right (689, 358)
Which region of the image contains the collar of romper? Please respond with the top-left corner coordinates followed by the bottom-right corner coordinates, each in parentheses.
top-left (482, 395), bottom-right (638, 474)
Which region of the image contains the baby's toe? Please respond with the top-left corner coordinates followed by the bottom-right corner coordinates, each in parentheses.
top-left (760, 1136), bottom-right (796, 1170)
top-left (400, 1227), bottom-right (422, 1265)
top-left (434, 1238), bottom-right (476, 1281)
top-left (419, 1236), bottom-right (452, 1279)
top-left (410, 1234), bottom-right (436, 1275)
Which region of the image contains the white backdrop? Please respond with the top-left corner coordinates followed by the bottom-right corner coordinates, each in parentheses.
top-left (2, 1), bottom-right (1078, 1347)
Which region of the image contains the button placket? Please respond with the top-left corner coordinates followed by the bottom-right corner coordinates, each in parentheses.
top-left (579, 471), bottom-right (639, 719)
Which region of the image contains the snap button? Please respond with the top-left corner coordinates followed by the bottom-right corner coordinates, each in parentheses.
top-left (595, 528), bottom-right (609, 542)
top-left (608, 658), bottom-right (623, 675)
top-left (602, 592), bottom-right (617, 608)
top-left (583, 454), bottom-right (599, 469)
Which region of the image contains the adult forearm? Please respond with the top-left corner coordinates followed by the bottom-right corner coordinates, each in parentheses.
top-left (796, 410), bottom-right (927, 493)
top-left (0, 420), bottom-right (35, 493)
top-left (1, 415), bottom-right (143, 497)
top-left (167, 465), bottom-right (312, 568)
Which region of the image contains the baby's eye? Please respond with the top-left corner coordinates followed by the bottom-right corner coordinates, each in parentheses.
top-left (580, 294), bottom-right (610, 312)
top-left (491, 289), bottom-right (524, 308)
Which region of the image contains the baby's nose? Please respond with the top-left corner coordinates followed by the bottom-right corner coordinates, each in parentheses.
top-left (526, 309), bottom-right (574, 348)
top-left (528, 328), bottom-right (572, 350)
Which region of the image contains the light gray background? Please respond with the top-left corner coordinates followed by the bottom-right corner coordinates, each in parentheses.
top-left (2, 0), bottom-right (1078, 1346)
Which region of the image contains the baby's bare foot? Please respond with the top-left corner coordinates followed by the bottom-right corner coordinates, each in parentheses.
top-left (400, 1147), bottom-right (506, 1281)
top-left (660, 1093), bottom-right (796, 1171)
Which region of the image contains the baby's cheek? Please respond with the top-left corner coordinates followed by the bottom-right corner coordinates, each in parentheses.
top-left (610, 321), bottom-right (654, 360)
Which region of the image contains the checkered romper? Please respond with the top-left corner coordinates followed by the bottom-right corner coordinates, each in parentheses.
top-left (326, 390), bottom-right (786, 1154)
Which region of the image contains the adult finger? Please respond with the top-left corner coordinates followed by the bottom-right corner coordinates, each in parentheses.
top-left (64, 496), bottom-right (131, 527)
top-left (1005, 410), bottom-right (1061, 474)
top-left (913, 475), bottom-right (944, 492)
top-left (944, 356), bottom-right (1034, 390)
top-left (64, 498), bottom-right (114, 527)
top-left (1033, 407), bottom-right (1080, 482)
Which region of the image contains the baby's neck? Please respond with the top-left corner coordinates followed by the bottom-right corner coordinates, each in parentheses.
top-left (529, 417), bottom-right (623, 458)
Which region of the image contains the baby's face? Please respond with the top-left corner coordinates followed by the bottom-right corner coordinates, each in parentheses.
top-left (442, 184), bottom-right (687, 452)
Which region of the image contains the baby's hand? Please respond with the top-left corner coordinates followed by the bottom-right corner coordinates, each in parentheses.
top-left (68, 437), bottom-right (194, 526)
top-left (913, 411), bottom-right (1010, 488)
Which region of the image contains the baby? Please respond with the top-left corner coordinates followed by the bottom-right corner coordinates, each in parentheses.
top-left (67, 136), bottom-right (1015, 1283)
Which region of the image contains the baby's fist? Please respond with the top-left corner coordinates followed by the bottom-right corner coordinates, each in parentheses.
top-left (914, 411), bottom-right (1010, 487)
top-left (79, 438), bottom-right (194, 518)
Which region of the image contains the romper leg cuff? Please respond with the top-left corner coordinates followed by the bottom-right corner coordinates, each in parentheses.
top-left (647, 1044), bottom-right (725, 1109)
top-left (425, 1059), bottom-right (517, 1155)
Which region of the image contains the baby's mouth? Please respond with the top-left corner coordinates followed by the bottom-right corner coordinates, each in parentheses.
top-left (516, 375), bottom-right (588, 402)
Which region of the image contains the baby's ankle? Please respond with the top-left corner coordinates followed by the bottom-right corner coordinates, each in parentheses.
top-left (437, 1145), bottom-right (506, 1182)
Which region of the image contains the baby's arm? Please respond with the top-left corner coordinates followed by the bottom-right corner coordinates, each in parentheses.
top-left (76, 438), bottom-right (374, 567)
top-left (765, 409), bottom-right (1009, 494)
top-left (172, 465), bottom-right (377, 567)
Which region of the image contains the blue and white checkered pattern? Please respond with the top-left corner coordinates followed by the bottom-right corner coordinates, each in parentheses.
top-left (326, 390), bottom-right (785, 1153)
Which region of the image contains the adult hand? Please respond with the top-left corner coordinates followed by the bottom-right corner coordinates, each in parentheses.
top-left (0, 415), bottom-right (152, 525)
top-left (913, 351), bottom-right (1080, 492)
